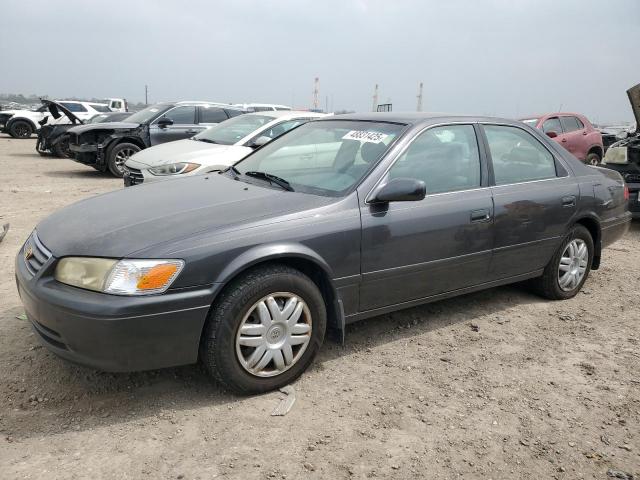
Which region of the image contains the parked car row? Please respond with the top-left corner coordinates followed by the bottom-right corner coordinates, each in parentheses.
top-left (16, 110), bottom-right (631, 393)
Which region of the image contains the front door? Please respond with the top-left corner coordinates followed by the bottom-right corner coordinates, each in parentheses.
top-left (359, 124), bottom-right (494, 311)
top-left (481, 124), bottom-right (579, 279)
top-left (149, 105), bottom-right (198, 145)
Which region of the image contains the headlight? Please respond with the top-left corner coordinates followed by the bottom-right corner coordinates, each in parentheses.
top-left (55, 258), bottom-right (184, 295)
top-left (148, 162), bottom-right (201, 176)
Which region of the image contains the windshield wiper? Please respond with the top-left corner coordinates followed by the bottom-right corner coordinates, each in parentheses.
top-left (194, 138), bottom-right (217, 144)
top-left (244, 171), bottom-right (294, 191)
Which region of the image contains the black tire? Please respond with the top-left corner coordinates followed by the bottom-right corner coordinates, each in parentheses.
top-left (9, 120), bottom-right (33, 139)
top-left (585, 152), bottom-right (600, 166)
top-left (53, 135), bottom-right (72, 158)
top-left (200, 264), bottom-right (327, 394)
top-left (530, 225), bottom-right (594, 300)
top-left (107, 142), bottom-right (140, 177)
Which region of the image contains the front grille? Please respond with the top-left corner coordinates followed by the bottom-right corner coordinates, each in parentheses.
top-left (23, 231), bottom-right (52, 276)
top-left (127, 167), bottom-right (144, 185)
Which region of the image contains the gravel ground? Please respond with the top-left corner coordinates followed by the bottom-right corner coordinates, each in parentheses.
top-left (0, 136), bottom-right (638, 480)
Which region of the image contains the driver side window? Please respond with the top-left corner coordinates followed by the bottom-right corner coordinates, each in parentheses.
top-left (160, 106), bottom-right (195, 125)
top-left (387, 125), bottom-right (481, 195)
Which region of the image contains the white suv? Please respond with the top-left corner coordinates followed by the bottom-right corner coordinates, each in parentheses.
top-left (0, 101), bottom-right (111, 138)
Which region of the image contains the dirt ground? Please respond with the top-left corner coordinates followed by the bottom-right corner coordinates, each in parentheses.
top-left (0, 135), bottom-right (638, 480)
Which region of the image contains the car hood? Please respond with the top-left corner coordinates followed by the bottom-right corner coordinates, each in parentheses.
top-left (36, 174), bottom-right (333, 258)
top-left (42, 100), bottom-right (83, 125)
top-left (67, 122), bottom-right (141, 135)
top-left (628, 83), bottom-right (640, 127)
top-left (128, 138), bottom-right (253, 167)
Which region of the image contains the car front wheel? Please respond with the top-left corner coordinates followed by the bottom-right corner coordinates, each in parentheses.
top-left (108, 142), bottom-right (140, 177)
top-left (200, 264), bottom-right (327, 394)
top-left (531, 225), bottom-right (593, 300)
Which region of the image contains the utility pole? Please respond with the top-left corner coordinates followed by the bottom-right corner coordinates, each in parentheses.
top-left (313, 77), bottom-right (319, 111)
top-left (416, 82), bottom-right (423, 112)
top-left (145, 85), bottom-right (148, 105)
top-left (372, 84), bottom-right (379, 112)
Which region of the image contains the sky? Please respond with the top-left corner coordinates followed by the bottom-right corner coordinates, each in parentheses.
top-left (1, 0), bottom-right (638, 123)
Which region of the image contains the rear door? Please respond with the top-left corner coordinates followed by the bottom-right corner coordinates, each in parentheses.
top-left (149, 105), bottom-right (197, 145)
top-left (559, 115), bottom-right (585, 159)
top-left (481, 124), bottom-right (579, 279)
top-left (359, 124), bottom-right (494, 310)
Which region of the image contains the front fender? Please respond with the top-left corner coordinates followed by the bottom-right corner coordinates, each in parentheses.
top-left (213, 242), bottom-right (335, 285)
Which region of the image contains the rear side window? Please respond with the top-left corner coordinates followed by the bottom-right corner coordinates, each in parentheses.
top-left (484, 125), bottom-right (557, 185)
top-left (60, 102), bottom-right (88, 112)
top-left (199, 106), bottom-right (228, 124)
top-left (162, 106), bottom-right (195, 124)
top-left (560, 116), bottom-right (582, 133)
top-left (388, 125), bottom-right (481, 194)
top-left (541, 117), bottom-right (562, 134)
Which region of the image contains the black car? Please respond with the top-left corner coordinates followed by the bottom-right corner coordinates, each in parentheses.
top-left (602, 83), bottom-right (640, 218)
top-left (67, 101), bottom-right (246, 176)
top-left (16, 113), bottom-right (630, 394)
top-left (36, 101), bottom-right (131, 158)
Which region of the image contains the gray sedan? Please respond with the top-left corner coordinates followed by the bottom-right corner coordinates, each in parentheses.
top-left (15, 113), bottom-right (630, 394)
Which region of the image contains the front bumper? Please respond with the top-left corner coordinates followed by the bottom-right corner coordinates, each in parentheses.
top-left (69, 142), bottom-right (102, 166)
top-left (15, 240), bottom-right (219, 372)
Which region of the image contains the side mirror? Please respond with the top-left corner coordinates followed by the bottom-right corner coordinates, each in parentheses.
top-left (545, 130), bottom-right (558, 138)
top-left (371, 177), bottom-right (426, 203)
top-left (157, 117), bottom-right (174, 128)
top-left (250, 135), bottom-right (272, 148)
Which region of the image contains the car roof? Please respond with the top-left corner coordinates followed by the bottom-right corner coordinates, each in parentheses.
top-left (320, 112), bottom-right (521, 127)
top-left (520, 112), bottom-right (586, 120)
top-left (156, 101), bottom-right (242, 109)
top-left (242, 110), bottom-right (328, 120)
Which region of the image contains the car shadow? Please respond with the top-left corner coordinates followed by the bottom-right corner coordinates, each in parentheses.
top-left (44, 169), bottom-right (112, 179)
top-left (2, 283), bottom-right (540, 441)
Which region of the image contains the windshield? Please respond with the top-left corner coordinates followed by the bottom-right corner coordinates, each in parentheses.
top-left (233, 120), bottom-right (406, 196)
top-left (521, 118), bottom-right (539, 128)
top-left (125, 104), bottom-right (171, 124)
top-left (194, 114), bottom-right (275, 145)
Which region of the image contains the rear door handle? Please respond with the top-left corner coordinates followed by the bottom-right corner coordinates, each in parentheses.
top-left (470, 208), bottom-right (491, 222)
top-left (562, 195), bottom-right (576, 207)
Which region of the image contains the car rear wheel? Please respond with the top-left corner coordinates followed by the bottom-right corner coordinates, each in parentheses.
top-left (200, 264), bottom-right (326, 394)
top-left (585, 152), bottom-right (600, 165)
top-left (108, 142), bottom-right (140, 177)
top-left (531, 225), bottom-right (593, 300)
top-left (9, 120), bottom-right (33, 139)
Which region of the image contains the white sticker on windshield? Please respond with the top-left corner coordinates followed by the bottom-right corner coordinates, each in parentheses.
top-left (342, 130), bottom-right (388, 143)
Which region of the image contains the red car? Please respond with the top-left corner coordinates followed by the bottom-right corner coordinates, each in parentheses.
top-left (521, 113), bottom-right (604, 165)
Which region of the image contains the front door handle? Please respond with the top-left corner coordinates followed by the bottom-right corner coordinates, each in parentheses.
top-left (562, 195), bottom-right (576, 207)
top-left (185, 130), bottom-right (198, 135)
top-left (470, 208), bottom-right (491, 222)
